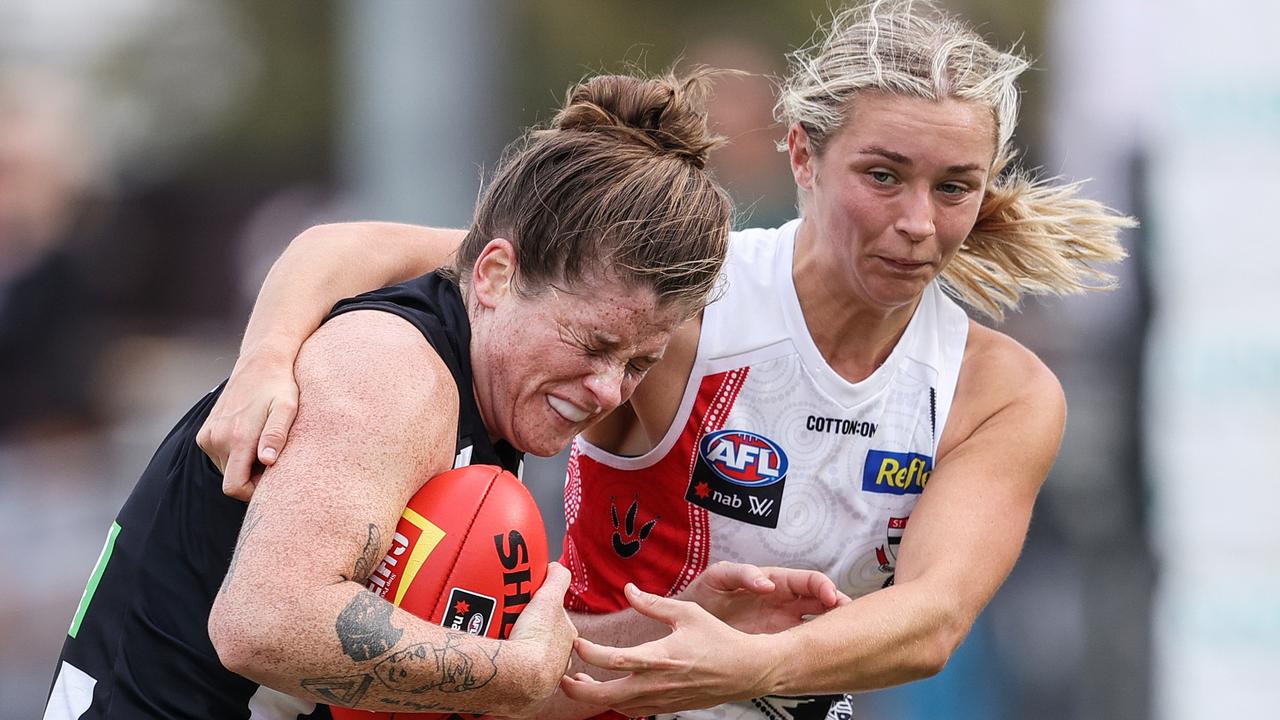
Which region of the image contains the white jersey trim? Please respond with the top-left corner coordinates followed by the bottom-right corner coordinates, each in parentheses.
top-left (930, 292), bottom-right (970, 455)
top-left (247, 686), bottom-right (316, 720)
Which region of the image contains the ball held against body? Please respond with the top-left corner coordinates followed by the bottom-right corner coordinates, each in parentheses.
top-left (332, 464), bottom-right (548, 720)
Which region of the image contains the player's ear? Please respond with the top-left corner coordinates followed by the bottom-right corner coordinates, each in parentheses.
top-left (787, 123), bottom-right (817, 191)
top-left (472, 238), bottom-right (516, 309)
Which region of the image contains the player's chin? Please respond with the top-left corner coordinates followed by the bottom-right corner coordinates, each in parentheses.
top-left (523, 437), bottom-right (574, 457)
top-left (866, 277), bottom-right (930, 308)
top-left (513, 399), bottom-right (589, 456)
top-left (513, 424), bottom-right (577, 458)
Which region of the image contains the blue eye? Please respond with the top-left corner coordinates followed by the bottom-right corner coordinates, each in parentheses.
top-left (869, 170), bottom-right (896, 185)
top-left (939, 182), bottom-right (970, 196)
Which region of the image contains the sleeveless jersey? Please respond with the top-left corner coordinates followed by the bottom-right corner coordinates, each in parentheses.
top-left (562, 220), bottom-right (969, 720)
top-left (45, 272), bottom-right (520, 720)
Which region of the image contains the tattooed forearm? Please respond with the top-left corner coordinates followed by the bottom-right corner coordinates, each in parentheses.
top-left (220, 505), bottom-right (263, 594)
top-left (374, 632), bottom-right (500, 693)
top-left (336, 591), bottom-right (403, 661)
top-left (378, 697), bottom-right (481, 712)
top-left (351, 523), bottom-right (381, 582)
top-left (302, 629), bottom-right (503, 711)
top-left (300, 673), bottom-right (374, 706)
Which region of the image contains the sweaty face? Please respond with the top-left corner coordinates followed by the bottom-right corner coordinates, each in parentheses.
top-left (794, 92), bottom-right (996, 311)
top-left (472, 279), bottom-right (683, 457)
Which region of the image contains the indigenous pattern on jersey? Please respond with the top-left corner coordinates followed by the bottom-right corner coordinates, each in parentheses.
top-left (45, 272), bottom-right (520, 720)
top-left (562, 221), bottom-right (969, 720)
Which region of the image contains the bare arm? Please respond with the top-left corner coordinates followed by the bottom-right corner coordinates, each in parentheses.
top-left (562, 329), bottom-right (1067, 715)
top-left (765, 335), bottom-right (1065, 692)
top-left (207, 310), bottom-right (573, 715)
top-left (532, 563), bottom-right (851, 720)
top-left (198, 222), bottom-right (465, 499)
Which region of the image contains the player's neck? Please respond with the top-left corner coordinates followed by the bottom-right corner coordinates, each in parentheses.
top-left (791, 229), bottom-right (918, 383)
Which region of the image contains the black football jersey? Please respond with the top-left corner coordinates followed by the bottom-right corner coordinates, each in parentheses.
top-left (45, 272), bottom-right (520, 719)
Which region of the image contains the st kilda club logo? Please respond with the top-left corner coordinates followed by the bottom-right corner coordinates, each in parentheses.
top-left (686, 429), bottom-right (789, 528)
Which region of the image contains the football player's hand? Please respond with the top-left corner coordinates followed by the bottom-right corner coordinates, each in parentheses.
top-left (197, 353), bottom-right (298, 501)
top-left (561, 582), bottom-right (782, 715)
top-left (678, 561), bottom-right (850, 634)
top-left (507, 563), bottom-right (579, 710)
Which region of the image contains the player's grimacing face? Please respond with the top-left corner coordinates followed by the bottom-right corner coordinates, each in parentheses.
top-left (478, 278), bottom-right (683, 457)
top-left (793, 93), bottom-right (996, 310)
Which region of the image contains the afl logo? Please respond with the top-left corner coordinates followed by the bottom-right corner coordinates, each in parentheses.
top-left (466, 613), bottom-right (485, 635)
top-left (698, 430), bottom-right (788, 487)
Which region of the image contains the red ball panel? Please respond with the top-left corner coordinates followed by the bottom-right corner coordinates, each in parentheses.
top-left (331, 465), bottom-right (547, 720)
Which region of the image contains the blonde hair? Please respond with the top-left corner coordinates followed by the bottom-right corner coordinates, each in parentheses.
top-left (776, 0), bottom-right (1132, 320)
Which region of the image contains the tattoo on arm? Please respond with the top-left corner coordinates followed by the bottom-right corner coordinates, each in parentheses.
top-left (336, 591), bottom-right (404, 661)
top-left (351, 523), bottom-right (381, 583)
top-left (302, 630), bottom-right (499, 709)
top-left (220, 505), bottom-right (263, 594)
top-left (300, 673), bottom-right (374, 707)
top-left (374, 632), bottom-right (500, 693)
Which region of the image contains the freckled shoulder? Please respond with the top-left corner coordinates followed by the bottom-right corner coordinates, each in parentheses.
top-left (292, 309), bottom-right (461, 484)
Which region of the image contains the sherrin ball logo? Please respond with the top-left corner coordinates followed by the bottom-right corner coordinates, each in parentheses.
top-left (698, 429), bottom-right (789, 487)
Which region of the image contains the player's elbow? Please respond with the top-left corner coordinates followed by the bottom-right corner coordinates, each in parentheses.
top-left (208, 629), bottom-right (256, 678)
top-left (910, 639), bottom-right (954, 680)
top-left (208, 597), bottom-right (254, 676)
top-left (914, 607), bottom-right (975, 679)
top-left (208, 591), bottom-right (284, 679)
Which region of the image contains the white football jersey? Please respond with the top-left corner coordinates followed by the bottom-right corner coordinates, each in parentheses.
top-left (563, 219), bottom-right (970, 720)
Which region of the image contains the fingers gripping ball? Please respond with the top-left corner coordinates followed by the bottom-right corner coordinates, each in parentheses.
top-left (332, 465), bottom-right (548, 720)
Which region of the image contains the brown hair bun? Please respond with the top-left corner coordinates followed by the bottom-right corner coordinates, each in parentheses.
top-left (456, 69), bottom-right (733, 317)
top-left (552, 71), bottom-right (724, 169)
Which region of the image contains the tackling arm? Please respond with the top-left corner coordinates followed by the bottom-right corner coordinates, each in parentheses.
top-left (238, 222), bottom-right (459, 377)
top-left (199, 222), bottom-right (465, 498)
top-left (767, 340), bottom-right (1066, 693)
top-left (534, 562), bottom-right (851, 720)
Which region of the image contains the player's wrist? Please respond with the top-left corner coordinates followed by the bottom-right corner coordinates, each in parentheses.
top-left (754, 625), bottom-right (803, 697)
top-left (231, 340), bottom-right (297, 376)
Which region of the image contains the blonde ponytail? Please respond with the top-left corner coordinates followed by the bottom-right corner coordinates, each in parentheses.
top-left (941, 166), bottom-right (1134, 320)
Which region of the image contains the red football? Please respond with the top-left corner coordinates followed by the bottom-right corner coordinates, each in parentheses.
top-left (332, 464), bottom-right (548, 720)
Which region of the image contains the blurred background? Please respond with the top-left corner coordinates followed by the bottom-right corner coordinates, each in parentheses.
top-left (2, 0), bottom-right (1277, 718)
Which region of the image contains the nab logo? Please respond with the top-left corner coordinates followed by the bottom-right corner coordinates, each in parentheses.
top-left (687, 429), bottom-right (789, 528)
top-left (699, 430), bottom-right (788, 487)
top-left (441, 587), bottom-right (496, 637)
top-left (862, 450), bottom-right (932, 495)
